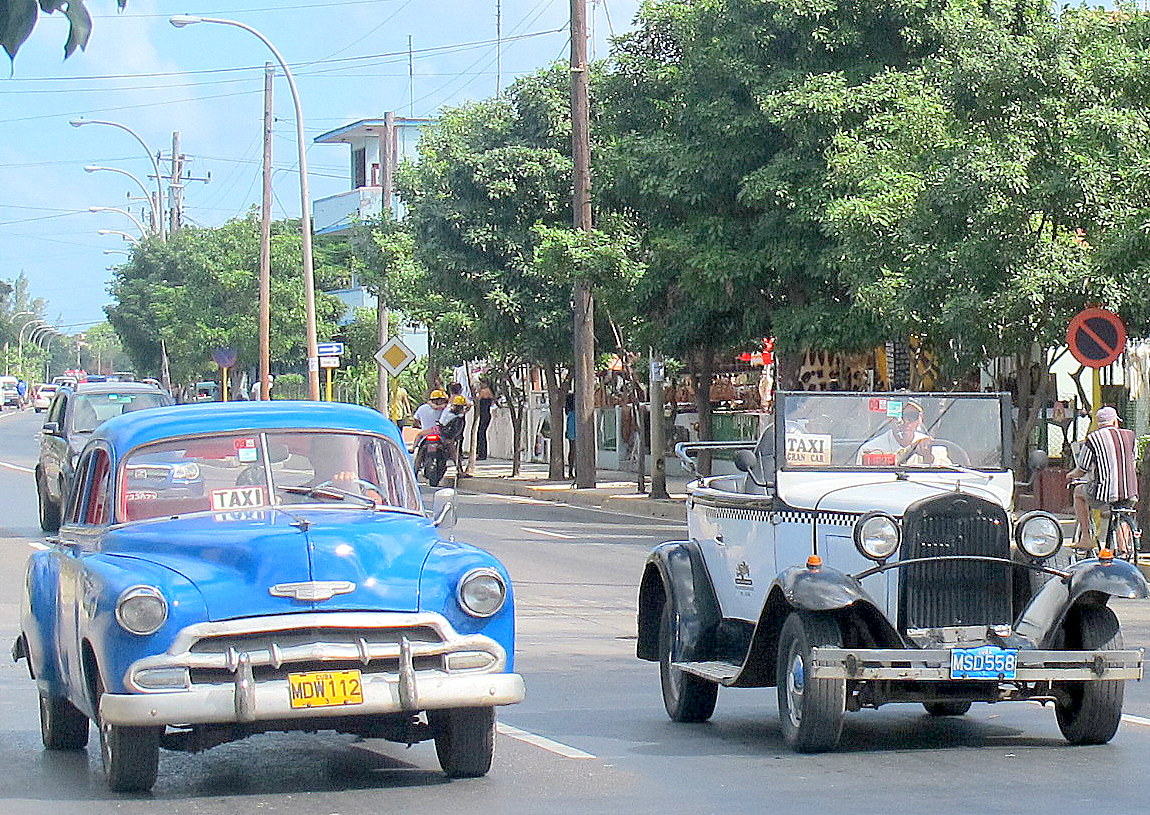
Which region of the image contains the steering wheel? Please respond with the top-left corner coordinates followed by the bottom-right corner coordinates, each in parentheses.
top-left (315, 478), bottom-right (383, 500)
top-left (897, 437), bottom-right (971, 467)
top-left (236, 465), bottom-right (264, 486)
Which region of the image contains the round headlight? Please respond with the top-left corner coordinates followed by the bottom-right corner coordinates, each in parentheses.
top-left (853, 512), bottom-right (901, 561)
top-left (1016, 512), bottom-right (1063, 559)
top-left (115, 586), bottom-right (168, 635)
top-left (457, 568), bottom-right (507, 617)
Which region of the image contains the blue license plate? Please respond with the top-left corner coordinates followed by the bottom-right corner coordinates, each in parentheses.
top-left (950, 646), bottom-right (1017, 680)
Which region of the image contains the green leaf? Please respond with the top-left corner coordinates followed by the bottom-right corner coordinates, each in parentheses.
top-left (62, 0), bottom-right (91, 58)
top-left (2, 0), bottom-right (38, 60)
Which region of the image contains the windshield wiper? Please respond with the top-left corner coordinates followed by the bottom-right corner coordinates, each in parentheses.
top-left (281, 485), bottom-right (377, 508)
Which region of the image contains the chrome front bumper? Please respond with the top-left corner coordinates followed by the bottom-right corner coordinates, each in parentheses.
top-left (809, 647), bottom-right (1145, 681)
top-left (101, 611), bottom-right (525, 727)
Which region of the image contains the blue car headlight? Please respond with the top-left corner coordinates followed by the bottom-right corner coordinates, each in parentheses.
top-left (115, 585), bottom-right (168, 635)
top-left (456, 568), bottom-right (507, 617)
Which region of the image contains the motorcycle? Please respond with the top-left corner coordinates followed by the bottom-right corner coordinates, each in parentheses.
top-left (417, 430), bottom-right (450, 487)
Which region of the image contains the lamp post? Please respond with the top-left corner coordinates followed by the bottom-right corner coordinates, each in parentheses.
top-left (18, 318), bottom-right (48, 372)
top-left (97, 229), bottom-right (140, 245)
top-left (70, 119), bottom-right (166, 241)
top-left (90, 206), bottom-right (149, 237)
top-left (85, 166), bottom-right (161, 235)
top-left (171, 14), bottom-right (321, 401)
top-left (103, 250), bottom-right (131, 257)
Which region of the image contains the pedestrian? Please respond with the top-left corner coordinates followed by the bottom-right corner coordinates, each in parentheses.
top-left (16, 378), bottom-right (27, 409)
top-left (389, 385), bottom-right (415, 426)
top-left (564, 392), bottom-right (577, 479)
top-left (1066, 406), bottom-right (1138, 556)
top-left (476, 379), bottom-right (495, 460)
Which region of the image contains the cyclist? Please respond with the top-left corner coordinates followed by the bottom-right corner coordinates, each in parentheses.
top-left (1066, 406), bottom-right (1138, 557)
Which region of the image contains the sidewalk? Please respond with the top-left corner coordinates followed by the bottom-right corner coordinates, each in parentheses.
top-left (449, 457), bottom-right (692, 522)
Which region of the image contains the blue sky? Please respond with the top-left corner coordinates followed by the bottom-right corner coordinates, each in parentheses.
top-left (0, 0), bottom-right (642, 333)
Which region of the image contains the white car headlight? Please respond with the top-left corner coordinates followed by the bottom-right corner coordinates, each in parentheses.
top-left (172, 462), bottom-right (200, 480)
top-left (1015, 512), bottom-right (1063, 559)
top-left (115, 586), bottom-right (168, 635)
top-left (457, 568), bottom-right (507, 617)
top-left (853, 512), bottom-right (901, 561)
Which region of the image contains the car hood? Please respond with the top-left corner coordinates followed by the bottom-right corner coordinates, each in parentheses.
top-left (101, 508), bottom-right (438, 621)
top-left (775, 471), bottom-right (1013, 515)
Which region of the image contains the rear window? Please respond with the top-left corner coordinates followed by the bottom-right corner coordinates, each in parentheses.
top-left (71, 392), bottom-right (171, 433)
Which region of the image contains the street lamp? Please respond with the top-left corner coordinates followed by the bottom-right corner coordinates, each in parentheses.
top-left (90, 206), bottom-right (148, 237)
top-left (12, 318), bottom-right (46, 376)
top-left (70, 118), bottom-right (166, 241)
top-left (171, 14), bottom-right (321, 401)
top-left (85, 166), bottom-right (161, 235)
top-left (97, 229), bottom-right (140, 245)
top-left (103, 250), bottom-right (131, 257)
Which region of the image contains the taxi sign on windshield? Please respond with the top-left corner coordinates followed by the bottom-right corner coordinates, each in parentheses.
top-left (785, 433), bottom-right (832, 465)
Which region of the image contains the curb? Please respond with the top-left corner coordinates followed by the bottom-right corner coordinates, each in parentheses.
top-left (456, 475), bottom-right (687, 522)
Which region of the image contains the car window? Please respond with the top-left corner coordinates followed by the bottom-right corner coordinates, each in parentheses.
top-left (47, 392), bottom-right (66, 424)
top-left (85, 450), bottom-right (113, 525)
top-left (119, 430), bottom-right (420, 522)
top-left (70, 392), bottom-right (171, 433)
top-left (65, 449), bottom-right (93, 525)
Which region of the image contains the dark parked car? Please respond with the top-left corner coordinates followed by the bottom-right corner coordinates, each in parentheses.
top-left (15, 401), bottom-right (522, 792)
top-left (36, 382), bottom-right (173, 531)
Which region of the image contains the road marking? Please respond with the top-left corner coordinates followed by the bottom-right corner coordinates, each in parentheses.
top-left (497, 722), bottom-right (596, 759)
top-left (501, 495), bottom-right (552, 505)
top-left (521, 527), bottom-right (577, 539)
top-left (1122, 714), bottom-right (1150, 727)
top-left (27, 541), bottom-right (49, 550)
top-left (0, 459), bottom-right (34, 474)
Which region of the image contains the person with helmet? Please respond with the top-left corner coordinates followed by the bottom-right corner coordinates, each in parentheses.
top-left (412, 390), bottom-right (449, 472)
top-left (436, 394), bottom-right (471, 478)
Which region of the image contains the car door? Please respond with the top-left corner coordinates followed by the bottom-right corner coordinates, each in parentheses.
top-left (40, 391), bottom-right (69, 501)
top-left (54, 447), bottom-right (111, 702)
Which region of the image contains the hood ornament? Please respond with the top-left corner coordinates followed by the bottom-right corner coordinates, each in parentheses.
top-left (270, 581), bottom-right (355, 602)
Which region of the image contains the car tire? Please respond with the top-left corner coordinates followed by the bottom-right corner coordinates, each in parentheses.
top-left (39, 691), bottom-right (89, 750)
top-left (36, 470), bottom-right (61, 533)
top-left (658, 602), bottom-right (718, 723)
top-left (777, 611), bottom-right (846, 753)
top-left (431, 706), bottom-right (495, 778)
top-left (923, 701), bottom-right (972, 717)
top-left (1055, 604), bottom-right (1125, 745)
top-left (96, 674), bottom-right (161, 793)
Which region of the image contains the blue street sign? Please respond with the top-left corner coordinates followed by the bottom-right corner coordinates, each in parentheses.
top-left (317, 341), bottom-right (345, 357)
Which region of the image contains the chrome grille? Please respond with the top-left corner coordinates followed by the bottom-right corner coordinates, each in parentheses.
top-left (898, 494), bottom-right (1012, 630)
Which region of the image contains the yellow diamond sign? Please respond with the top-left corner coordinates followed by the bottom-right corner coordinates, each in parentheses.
top-left (374, 337), bottom-right (417, 376)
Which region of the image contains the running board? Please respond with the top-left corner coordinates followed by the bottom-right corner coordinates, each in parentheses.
top-left (675, 660), bottom-right (742, 686)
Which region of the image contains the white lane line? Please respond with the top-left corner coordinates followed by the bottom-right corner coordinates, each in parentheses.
top-left (497, 723), bottom-right (596, 759)
top-left (27, 541), bottom-right (49, 550)
top-left (1122, 714), bottom-right (1150, 727)
top-left (501, 495), bottom-right (553, 505)
top-left (0, 459), bottom-right (34, 473)
top-left (521, 527), bottom-right (577, 540)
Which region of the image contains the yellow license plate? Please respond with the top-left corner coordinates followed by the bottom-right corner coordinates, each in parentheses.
top-left (287, 669), bottom-right (364, 709)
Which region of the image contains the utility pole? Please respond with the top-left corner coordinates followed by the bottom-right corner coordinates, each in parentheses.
top-left (571, 0), bottom-right (596, 488)
top-left (377, 111), bottom-right (397, 414)
top-left (169, 131), bottom-right (183, 234)
top-left (259, 63), bottom-right (274, 400)
top-left (496, 0), bottom-right (502, 93)
top-left (648, 350), bottom-right (669, 499)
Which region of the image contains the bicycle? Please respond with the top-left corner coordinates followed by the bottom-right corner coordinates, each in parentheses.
top-left (1070, 495), bottom-right (1140, 562)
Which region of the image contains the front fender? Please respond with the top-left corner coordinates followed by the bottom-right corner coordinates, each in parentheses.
top-left (636, 541), bottom-right (720, 662)
top-left (1015, 559), bottom-right (1148, 648)
top-left (772, 564), bottom-right (880, 612)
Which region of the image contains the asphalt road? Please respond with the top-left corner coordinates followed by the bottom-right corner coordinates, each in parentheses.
top-left (0, 407), bottom-right (1147, 814)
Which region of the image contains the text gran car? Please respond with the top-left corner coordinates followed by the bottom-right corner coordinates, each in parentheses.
top-left (637, 391), bottom-right (1146, 752)
top-left (15, 401), bottom-right (524, 791)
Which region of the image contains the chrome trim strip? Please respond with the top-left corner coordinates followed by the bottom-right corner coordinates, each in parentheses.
top-left (810, 646), bottom-right (1145, 681)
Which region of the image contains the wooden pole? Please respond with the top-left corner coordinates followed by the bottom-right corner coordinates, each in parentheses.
top-left (571, 0), bottom-right (596, 488)
top-left (377, 111), bottom-right (396, 415)
top-left (259, 62), bottom-right (274, 400)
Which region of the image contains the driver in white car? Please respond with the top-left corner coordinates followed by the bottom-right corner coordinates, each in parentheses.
top-left (858, 401), bottom-right (949, 465)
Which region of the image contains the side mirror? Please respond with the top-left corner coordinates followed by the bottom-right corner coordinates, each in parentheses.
top-left (41, 421), bottom-right (59, 436)
top-left (1028, 449), bottom-right (1050, 472)
top-left (430, 488), bottom-right (457, 530)
top-left (733, 450), bottom-right (757, 473)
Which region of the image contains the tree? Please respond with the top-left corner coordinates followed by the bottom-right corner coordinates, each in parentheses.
top-left (105, 215), bottom-right (344, 389)
top-left (1, 1), bottom-right (126, 60)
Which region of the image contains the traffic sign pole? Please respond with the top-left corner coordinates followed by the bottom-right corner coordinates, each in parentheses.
top-left (325, 367), bottom-right (332, 402)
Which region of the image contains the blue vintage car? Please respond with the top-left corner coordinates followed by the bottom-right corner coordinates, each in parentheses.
top-left (14, 401), bottom-right (524, 792)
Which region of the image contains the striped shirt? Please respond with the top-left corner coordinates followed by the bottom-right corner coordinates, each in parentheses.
top-left (1077, 426), bottom-right (1138, 504)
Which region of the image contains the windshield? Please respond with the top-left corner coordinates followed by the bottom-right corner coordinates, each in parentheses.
top-left (71, 391), bottom-right (171, 433)
top-left (118, 430), bottom-right (421, 522)
top-left (779, 393), bottom-right (1006, 471)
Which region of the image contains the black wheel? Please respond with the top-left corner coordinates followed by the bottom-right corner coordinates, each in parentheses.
top-left (1107, 513), bottom-right (1138, 561)
top-left (431, 707), bottom-right (495, 778)
top-left (427, 457), bottom-right (447, 488)
top-left (776, 611), bottom-right (845, 752)
top-left (658, 602), bottom-right (717, 722)
top-left (39, 691), bottom-right (89, 749)
top-left (923, 701), bottom-right (972, 717)
top-left (36, 470), bottom-right (61, 533)
top-left (1055, 605), bottom-right (1125, 745)
top-left (96, 674), bottom-right (160, 793)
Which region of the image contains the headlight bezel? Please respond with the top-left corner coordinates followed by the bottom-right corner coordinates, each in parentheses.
top-left (456, 567), bottom-right (507, 618)
top-left (114, 585), bottom-right (168, 635)
top-left (853, 511), bottom-right (902, 562)
top-left (1015, 511), bottom-right (1064, 559)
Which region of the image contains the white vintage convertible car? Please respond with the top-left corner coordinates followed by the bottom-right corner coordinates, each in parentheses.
top-left (637, 391), bottom-right (1147, 752)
